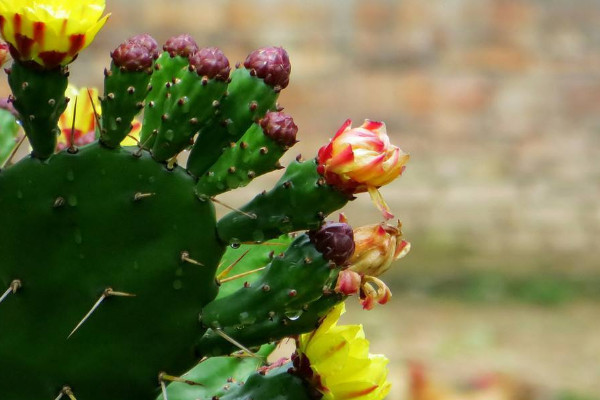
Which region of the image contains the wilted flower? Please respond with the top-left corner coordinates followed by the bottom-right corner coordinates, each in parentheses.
top-left (0, 0), bottom-right (110, 68)
top-left (294, 303), bottom-right (391, 400)
top-left (317, 119), bottom-right (409, 219)
top-left (335, 221), bottom-right (410, 310)
top-left (349, 220), bottom-right (410, 277)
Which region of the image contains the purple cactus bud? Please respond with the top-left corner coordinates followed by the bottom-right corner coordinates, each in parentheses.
top-left (127, 34), bottom-right (159, 55)
top-left (260, 111), bottom-right (298, 148)
top-left (163, 34), bottom-right (199, 58)
top-left (309, 222), bottom-right (355, 266)
top-left (111, 34), bottom-right (159, 72)
top-left (189, 47), bottom-right (230, 81)
top-left (244, 47), bottom-right (291, 89)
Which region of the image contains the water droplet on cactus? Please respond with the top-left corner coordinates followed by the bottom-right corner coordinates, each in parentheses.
top-left (284, 310), bottom-right (303, 321)
top-left (133, 261), bottom-right (139, 270)
top-left (67, 194), bottom-right (78, 207)
top-left (175, 267), bottom-right (184, 277)
top-left (16, 190), bottom-right (22, 199)
top-left (238, 312), bottom-right (256, 324)
top-left (172, 280), bottom-right (183, 290)
top-left (230, 239), bottom-right (241, 249)
top-left (66, 170), bottom-right (75, 181)
top-left (148, 176), bottom-right (155, 183)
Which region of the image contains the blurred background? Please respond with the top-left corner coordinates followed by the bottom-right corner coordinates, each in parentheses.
top-left (4, 0), bottom-right (599, 399)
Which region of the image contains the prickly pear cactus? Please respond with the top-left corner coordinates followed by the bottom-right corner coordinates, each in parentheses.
top-left (0, 2), bottom-right (411, 400)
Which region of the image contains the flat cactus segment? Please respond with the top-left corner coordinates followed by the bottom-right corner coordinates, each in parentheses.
top-left (100, 62), bottom-right (152, 147)
top-left (7, 62), bottom-right (68, 159)
top-left (216, 160), bottom-right (349, 244)
top-left (216, 235), bottom-right (293, 299)
top-left (195, 122), bottom-right (290, 197)
top-left (186, 67), bottom-right (279, 177)
top-left (219, 365), bottom-right (311, 400)
top-left (198, 234), bottom-right (339, 357)
top-left (140, 52), bottom-right (190, 145)
top-left (0, 108), bottom-right (19, 165)
top-left (151, 50), bottom-right (229, 162)
top-left (159, 344), bottom-right (276, 400)
top-left (0, 143), bottom-right (223, 399)
top-left (196, 293), bottom-right (343, 357)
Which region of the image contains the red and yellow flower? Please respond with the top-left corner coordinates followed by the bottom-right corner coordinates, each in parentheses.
top-left (317, 120), bottom-right (409, 219)
top-left (0, 0), bottom-right (109, 68)
top-left (294, 303), bottom-right (391, 400)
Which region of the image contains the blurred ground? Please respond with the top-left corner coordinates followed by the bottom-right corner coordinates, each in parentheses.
top-left (3, 0), bottom-right (600, 398)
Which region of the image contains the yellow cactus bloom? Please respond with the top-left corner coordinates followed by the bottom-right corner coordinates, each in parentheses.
top-left (57, 84), bottom-right (140, 151)
top-left (296, 303), bottom-right (391, 400)
top-left (0, 0), bottom-right (109, 68)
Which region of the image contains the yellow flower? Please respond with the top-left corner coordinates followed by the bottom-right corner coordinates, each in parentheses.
top-left (317, 120), bottom-right (409, 220)
top-left (0, 0), bottom-right (109, 68)
top-left (57, 84), bottom-right (140, 151)
top-left (295, 303), bottom-right (391, 400)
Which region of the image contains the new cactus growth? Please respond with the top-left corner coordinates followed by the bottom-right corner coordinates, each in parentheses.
top-left (0, 1), bottom-right (410, 399)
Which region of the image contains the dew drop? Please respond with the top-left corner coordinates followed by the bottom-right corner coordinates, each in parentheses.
top-left (133, 261), bottom-right (139, 270)
top-left (175, 267), bottom-right (184, 277)
top-left (230, 239), bottom-right (241, 249)
top-left (16, 190), bottom-right (23, 199)
top-left (173, 280), bottom-right (183, 290)
top-left (66, 170), bottom-right (75, 181)
top-left (284, 310), bottom-right (303, 321)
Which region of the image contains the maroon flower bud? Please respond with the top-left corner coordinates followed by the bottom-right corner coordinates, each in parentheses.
top-left (127, 34), bottom-right (159, 55)
top-left (111, 34), bottom-right (159, 72)
top-left (163, 34), bottom-right (199, 58)
top-left (260, 111), bottom-right (298, 148)
top-left (309, 221), bottom-right (355, 266)
top-left (244, 47), bottom-right (291, 89)
top-left (189, 47), bottom-right (230, 81)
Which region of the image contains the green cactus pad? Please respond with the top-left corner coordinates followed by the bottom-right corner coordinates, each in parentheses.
top-left (215, 235), bottom-right (293, 299)
top-left (7, 62), bottom-right (68, 159)
top-left (216, 159), bottom-right (349, 244)
top-left (140, 53), bottom-right (190, 146)
top-left (0, 108), bottom-right (20, 165)
top-left (219, 365), bottom-right (311, 400)
top-left (196, 123), bottom-right (289, 197)
top-left (198, 234), bottom-right (339, 356)
top-left (151, 67), bottom-right (227, 162)
top-left (186, 68), bottom-right (279, 177)
top-left (0, 143), bottom-right (223, 399)
top-left (100, 63), bottom-right (152, 148)
top-left (160, 344), bottom-right (276, 400)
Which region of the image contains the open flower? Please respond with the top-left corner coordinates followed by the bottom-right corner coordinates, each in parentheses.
top-left (0, 0), bottom-right (109, 68)
top-left (317, 120), bottom-right (409, 220)
top-left (335, 221), bottom-right (410, 310)
top-left (294, 303), bottom-right (391, 400)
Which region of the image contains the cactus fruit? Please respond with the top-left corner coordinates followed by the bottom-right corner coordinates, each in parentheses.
top-left (0, 2), bottom-right (410, 399)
